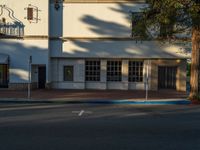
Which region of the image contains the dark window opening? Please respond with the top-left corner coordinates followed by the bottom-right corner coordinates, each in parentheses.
top-left (131, 12), bottom-right (147, 38)
top-left (107, 61), bottom-right (122, 82)
top-left (64, 66), bottom-right (74, 81)
top-left (0, 64), bottom-right (8, 88)
top-left (27, 7), bottom-right (34, 20)
top-left (160, 23), bottom-right (174, 38)
top-left (85, 60), bottom-right (100, 81)
top-left (129, 61), bottom-right (144, 82)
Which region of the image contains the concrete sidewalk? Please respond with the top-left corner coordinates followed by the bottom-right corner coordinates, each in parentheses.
top-left (0, 89), bottom-right (188, 100)
top-left (0, 89), bottom-right (190, 104)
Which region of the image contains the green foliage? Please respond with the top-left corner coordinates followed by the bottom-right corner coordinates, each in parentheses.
top-left (131, 12), bottom-right (148, 39)
top-left (132, 0), bottom-right (200, 39)
top-left (187, 62), bottom-right (191, 77)
top-left (189, 94), bottom-right (200, 101)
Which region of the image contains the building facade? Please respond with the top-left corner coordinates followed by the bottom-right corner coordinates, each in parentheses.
top-left (0, 0), bottom-right (190, 91)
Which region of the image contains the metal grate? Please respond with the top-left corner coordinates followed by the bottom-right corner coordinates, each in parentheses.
top-left (158, 66), bottom-right (177, 89)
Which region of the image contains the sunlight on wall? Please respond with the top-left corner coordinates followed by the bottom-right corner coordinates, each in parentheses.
top-left (10, 69), bottom-right (28, 81)
top-left (125, 47), bottom-right (143, 55)
top-left (63, 40), bottom-right (89, 54)
top-left (163, 45), bottom-right (190, 57)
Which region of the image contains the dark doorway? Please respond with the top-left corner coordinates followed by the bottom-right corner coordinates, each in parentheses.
top-left (158, 66), bottom-right (177, 89)
top-left (0, 64), bottom-right (8, 88)
top-left (38, 66), bottom-right (46, 89)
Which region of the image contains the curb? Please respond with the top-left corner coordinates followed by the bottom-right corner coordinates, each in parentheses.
top-left (0, 98), bottom-right (191, 105)
top-left (83, 100), bottom-right (191, 105)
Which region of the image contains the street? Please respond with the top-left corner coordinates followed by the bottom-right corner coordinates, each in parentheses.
top-left (0, 102), bottom-right (200, 150)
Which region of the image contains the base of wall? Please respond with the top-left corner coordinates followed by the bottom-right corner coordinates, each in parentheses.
top-left (8, 83), bottom-right (38, 90)
top-left (51, 81), bottom-right (146, 90)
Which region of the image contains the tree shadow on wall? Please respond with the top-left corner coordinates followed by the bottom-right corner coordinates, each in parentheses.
top-left (60, 3), bottom-right (185, 59)
top-left (0, 40), bottom-right (48, 82)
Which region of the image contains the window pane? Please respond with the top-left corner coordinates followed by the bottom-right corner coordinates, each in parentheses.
top-left (85, 60), bottom-right (101, 81)
top-left (107, 61), bottom-right (122, 82)
top-left (64, 66), bottom-right (73, 81)
top-left (129, 61), bottom-right (143, 82)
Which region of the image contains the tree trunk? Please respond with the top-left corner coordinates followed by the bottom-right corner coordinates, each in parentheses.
top-left (189, 25), bottom-right (200, 99)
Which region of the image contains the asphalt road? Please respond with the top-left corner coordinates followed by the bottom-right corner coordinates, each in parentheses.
top-left (0, 102), bottom-right (200, 150)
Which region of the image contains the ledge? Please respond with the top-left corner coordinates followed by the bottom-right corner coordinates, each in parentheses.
top-left (63, 0), bottom-right (146, 3)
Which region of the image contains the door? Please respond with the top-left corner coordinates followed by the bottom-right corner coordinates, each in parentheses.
top-left (0, 64), bottom-right (8, 88)
top-left (158, 66), bottom-right (177, 89)
top-left (38, 66), bottom-right (46, 89)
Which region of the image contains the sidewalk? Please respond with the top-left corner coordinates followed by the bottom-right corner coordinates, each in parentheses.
top-left (0, 89), bottom-right (188, 102)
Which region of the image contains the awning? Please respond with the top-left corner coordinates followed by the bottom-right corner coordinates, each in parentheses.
top-left (0, 53), bottom-right (9, 64)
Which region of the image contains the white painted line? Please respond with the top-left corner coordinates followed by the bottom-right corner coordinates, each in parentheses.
top-left (79, 110), bottom-right (84, 116)
top-left (72, 110), bottom-right (93, 116)
top-left (0, 105), bottom-right (63, 111)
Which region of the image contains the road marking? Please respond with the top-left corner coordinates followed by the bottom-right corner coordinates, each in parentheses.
top-left (72, 110), bottom-right (93, 116)
top-left (0, 105), bottom-right (63, 111)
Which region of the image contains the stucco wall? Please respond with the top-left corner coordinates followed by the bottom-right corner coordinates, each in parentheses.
top-left (49, 3), bottom-right (147, 37)
top-left (51, 58), bottom-right (85, 89)
top-left (0, 39), bottom-right (49, 83)
top-left (51, 58), bottom-right (147, 90)
top-left (50, 39), bottom-right (190, 59)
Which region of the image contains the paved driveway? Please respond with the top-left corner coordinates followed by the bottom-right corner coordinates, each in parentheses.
top-left (0, 103), bottom-right (200, 150)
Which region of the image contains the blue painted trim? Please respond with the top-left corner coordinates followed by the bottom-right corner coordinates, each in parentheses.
top-left (82, 100), bottom-right (191, 105)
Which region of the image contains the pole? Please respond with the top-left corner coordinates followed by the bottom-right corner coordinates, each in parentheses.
top-left (28, 56), bottom-right (32, 99)
top-left (145, 60), bottom-right (149, 101)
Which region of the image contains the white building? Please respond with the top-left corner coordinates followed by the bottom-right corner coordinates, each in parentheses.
top-left (0, 0), bottom-right (190, 91)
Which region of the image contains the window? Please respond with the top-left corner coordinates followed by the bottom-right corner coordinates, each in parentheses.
top-left (25, 5), bottom-right (40, 23)
top-left (107, 61), bottom-right (122, 82)
top-left (64, 66), bottom-right (73, 81)
top-left (131, 12), bottom-right (147, 38)
top-left (27, 7), bottom-right (34, 20)
top-left (159, 23), bottom-right (174, 38)
top-left (129, 61), bottom-right (143, 82)
top-left (85, 60), bottom-right (100, 81)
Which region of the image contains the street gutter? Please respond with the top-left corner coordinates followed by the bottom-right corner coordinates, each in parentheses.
top-left (0, 98), bottom-right (191, 105)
